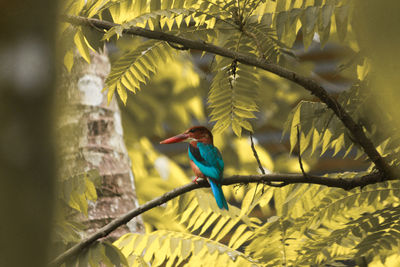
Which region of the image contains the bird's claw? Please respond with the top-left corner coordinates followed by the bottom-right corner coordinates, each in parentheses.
top-left (192, 176), bottom-right (199, 184)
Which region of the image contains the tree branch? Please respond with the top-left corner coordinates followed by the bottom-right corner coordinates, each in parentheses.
top-left (51, 171), bottom-right (389, 266)
top-left (62, 15), bottom-right (392, 178)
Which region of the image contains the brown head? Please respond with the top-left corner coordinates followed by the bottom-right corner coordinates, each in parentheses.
top-left (160, 126), bottom-right (213, 145)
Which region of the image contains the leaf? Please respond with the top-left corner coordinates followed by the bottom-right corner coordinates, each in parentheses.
top-left (276, 11), bottom-right (287, 41)
top-left (74, 28), bottom-right (92, 63)
top-left (106, 40), bottom-right (173, 103)
top-left (209, 55), bottom-right (259, 136)
top-left (64, 49), bottom-right (74, 72)
top-left (107, 85), bottom-right (115, 103)
top-left (84, 178), bottom-right (97, 201)
top-left (114, 231), bottom-right (258, 266)
top-left (117, 83), bottom-right (127, 105)
top-left (150, 0), bottom-right (161, 11)
top-left (103, 242), bottom-right (129, 267)
top-left (318, 4), bottom-right (334, 46)
top-left (357, 58), bottom-right (370, 81)
top-left (335, 4), bottom-right (350, 42)
top-left (301, 6), bottom-right (318, 49)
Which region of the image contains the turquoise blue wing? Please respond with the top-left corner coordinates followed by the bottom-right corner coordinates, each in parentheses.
top-left (188, 143), bottom-right (224, 180)
top-left (188, 143), bottom-right (228, 210)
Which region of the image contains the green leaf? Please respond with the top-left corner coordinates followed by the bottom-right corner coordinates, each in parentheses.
top-left (77, 249), bottom-right (89, 267)
top-left (318, 4), bottom-right (334, 46)
top-left (232, 119), bottom-right (242, 137)
top-left (150, 0), bottom-right (161, 11)
top-left (276, 11), bottom-right (287, 41)
top-left (209, 56), bottom-right (259, 136)
top-left (289, 103), bottom-right (301, 152)
top-left (116, 83), bottom-right (127, 105)
top-left (106, 40), bottom-right (173, 103)
top-left (74, 28), bottom-right (92, 63)
top-left (107, 85), bottom-right (115, 103)
top-left (335, 4), bottom-right (350, 42)
top-left (301, 6), bottom-right (318, 49)
top-left (64, 49), bottom-right (74, 72)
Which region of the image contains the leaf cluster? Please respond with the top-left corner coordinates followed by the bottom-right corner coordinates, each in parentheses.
top-left (56, 1), bottom-right (400, 266)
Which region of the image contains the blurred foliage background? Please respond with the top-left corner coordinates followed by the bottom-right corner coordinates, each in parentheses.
top-left (2, 0), bottom-right (399, 266)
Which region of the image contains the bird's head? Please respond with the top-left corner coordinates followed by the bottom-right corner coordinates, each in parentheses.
top-left (160, 126), bottom-right (213, 145)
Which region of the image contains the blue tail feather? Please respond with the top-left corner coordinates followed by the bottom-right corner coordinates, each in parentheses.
top-left (208, 179), bottom-right (229, 210)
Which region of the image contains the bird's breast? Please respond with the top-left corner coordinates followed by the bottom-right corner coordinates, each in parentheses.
top-left (190, 159), bottom-right (206, 178)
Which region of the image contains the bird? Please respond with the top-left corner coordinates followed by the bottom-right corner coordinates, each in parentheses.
top-left (160, 126), bottom-right (229, 210)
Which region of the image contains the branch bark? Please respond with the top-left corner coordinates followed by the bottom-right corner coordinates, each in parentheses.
top-left (51, 171), bottom-right (387, 266)
top-left (63, 15), bottom-right (392, 178)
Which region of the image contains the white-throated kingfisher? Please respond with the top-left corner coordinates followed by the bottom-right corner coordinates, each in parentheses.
top-left (160, 126), bottom-right (229, 210)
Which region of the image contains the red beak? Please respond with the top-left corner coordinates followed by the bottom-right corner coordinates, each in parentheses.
top-left (160, 133), bottom-right (189, 144)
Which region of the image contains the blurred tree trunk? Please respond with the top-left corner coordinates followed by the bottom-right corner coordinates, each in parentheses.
top-left (0, 1), bottom-right (56, 266)
top-left (57, 49), bottom-right (144, 239)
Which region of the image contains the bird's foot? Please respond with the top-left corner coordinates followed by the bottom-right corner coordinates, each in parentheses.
top-left (192, 176), bottom-right (199, 184)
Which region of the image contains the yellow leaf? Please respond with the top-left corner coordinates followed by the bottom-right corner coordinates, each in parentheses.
top-left (142, 235), bottom-right (159, 262)
top-left (74, 29), bottom-right (91, 63)
top-left (63, 50), bottom-right (74, 72)
top-left (357, 58), bottom-right (370, 81)
top-left (181, 239), bottom-right (192, 259)
top-left (228, 224), bottom-right (247, 247)
top-left (239, 120), bottom-right (253, 132)
top-left (290, 105), bottom-right (301, 152)
top-left (193, 239), bottom-right (204, 256)
top-left (107, 85), bottom-right (115, 104)
top-left (215, 219), bottom-right (237, 242)
top-left (231, 231), bottom-right (253, 250)
top-left (85, 179), bottom-right (97, 201)
top-left (199, 213), bottom-right (220, 235)
top-left (191, 212), bottom-right (212, 232)
top-left (117, 83), bottom-right (127, 105)
top-left (180, 201), bottom-right (197, 223)
top-left (209, 216), bottom-right (230, 239)
top-left (321, 130), bottom-right (333, 155)
top-left (232, 120), bottom-right (242, 137)
top-left (311, 129), bottom-right (320, 155)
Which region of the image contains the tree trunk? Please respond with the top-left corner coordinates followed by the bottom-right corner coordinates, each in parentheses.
top-left (57, 49), bottom-right (144, 240)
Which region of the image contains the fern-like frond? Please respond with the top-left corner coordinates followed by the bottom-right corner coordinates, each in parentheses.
top-left (101, 8), bottom-right (197, 40)
top-left (113, 230), bottom-right (261, 267)
top-left (106, 40), bottom-right (174, 104)
top-left (283, 100), bottom-right (357, 158)
top-left (246, 181), bottom-right (400, 265)
top-left (169, 189), bottom-right (258, 247)
top-left (105, 0), bottom-right (150, 23)
top-left (244, 14), bottom-right (283, 61)
top-left (272, 183), bottom-right (328, 218)
top-left (250, 0), bottom-right (352, 48)
top-left (293, 180), bottom-right (400, 235)
top-left (64, 241), bottom-right (128, 267)
top-left (295, 203), bottom-right (400, 265)
top-left (209, 34), bottom-right (260, 136)
top-left (246, 216), bottom-right (302, 266)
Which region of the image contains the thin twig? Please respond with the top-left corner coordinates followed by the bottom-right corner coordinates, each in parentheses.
top-left (296, 126), bottom-right (309, 178)
top-left (87, 19), bottom-right (105, 33)
top-left (249, 132), bottom-right (266, 206)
